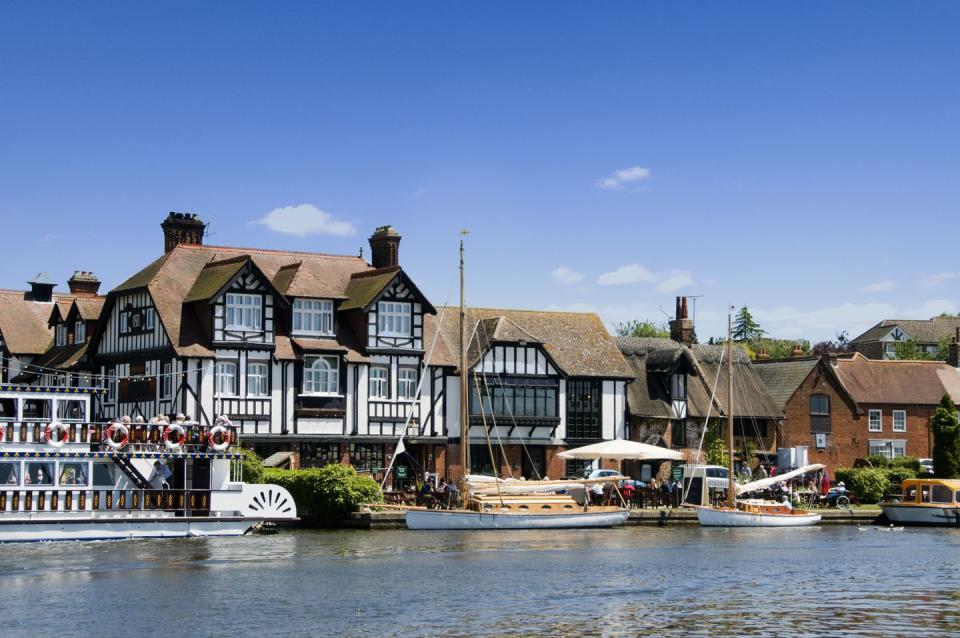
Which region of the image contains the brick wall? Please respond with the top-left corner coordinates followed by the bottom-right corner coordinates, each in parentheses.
top-left (781, 364), bottom-right (934, 477)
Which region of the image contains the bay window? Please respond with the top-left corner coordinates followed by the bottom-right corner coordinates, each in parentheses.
top-left (293, 299), bottom-right (334, 335)
top-left (369, 366), bottom-right (389, 399)
top-left (225, 294), bottom-right (262, 331)
top-left (378, 302), bottom-right (411, 336)
top-left (304, 356), bottom-right (339, 395)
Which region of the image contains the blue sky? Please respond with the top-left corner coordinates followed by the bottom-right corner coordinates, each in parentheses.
top-left (1, 2), bottom-right (958, 342)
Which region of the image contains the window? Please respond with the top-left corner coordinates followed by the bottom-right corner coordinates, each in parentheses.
top-left (567, 379), bottom-right (602, 438)
top-left (216, 361), bottom-right (237, 396)
top-left (398, 368), bottom-right (417, 400)
top-left (22, 399), bottom-right (52, 421)
top-left (225, 293), bottom-right (262, 331)
top-left (160, 362), bottom-right (172, 399)
top-left (564, 459), bottom-right (593, 480)
top-left (349, 443), bottom-right (384, 472)
top-left (58, 462), bottom-right (88, 486)
top-left (932, 484), bottom-right (953, 504)
top-left (75, 320), bottom-right (86, 343)
top-left (299, 443), bottom-right (341, 468)
top-left (25, 462), bottom-right (54, 485)
top-left (883, 342), bottom-right (896, 359)
top-left (247, 362), bottom-right (269, 397)
top-left (145, 308), bottom-right (155, 330)
top-left (814, 432), bottom-right (828, 449)
top-left (377, 302), bottom-right (411, 336)
top-left (0, 461), bottom-right (20, 486)
top-left (868, 409), bottom-right (882, 432)
top-left (868, 439), bottom-right (907, 459)
top-left (55, 324), bottom-right (67, 347)
top-left (57, 399), bottom-right (85, 421)
top-left (893, 410), bottom-right (906, 432)
top-left (369, 366), bottom-right (389, 399)
top-left (293, 299), bottom-right (334, 335)
top-left (670, 374), bottom-right (687, 400)
top-left (119, 312), bottom-right (128, 334)
top-left (304, 356), bottom-right (339, 395)
top-left (470, 376), bottom-right (559, 420)
top-left (670, 420), bottom-right (687, 447)
top-left (810, 395), bottom-right (830, 415)
top-left (92, 462), bottom-right (116, 487)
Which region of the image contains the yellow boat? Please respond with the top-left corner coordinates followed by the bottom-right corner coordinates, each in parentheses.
top-left (881, 478), bottom-right (960, 526)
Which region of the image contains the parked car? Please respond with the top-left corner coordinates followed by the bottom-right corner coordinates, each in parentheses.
top-left (587, 469), bottom-right (622, 480)
top-left (919, 458), bottom-right (934, 475)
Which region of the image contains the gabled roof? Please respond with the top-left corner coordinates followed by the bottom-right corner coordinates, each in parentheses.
top-left (616, 337), bottom-right (783, 420)
top-left (752, 357), bottom-right (820, 411)
top-left (339, 269), bottom-right (400, 311)
top-left (850, 316), bottom-right (960, 345)
top-left (183, 256), bottom-right (249, 303)
top-left (831, 352), bottom-right (960, 405)
top-left (434, 308), bottom-right (633, 378)
top-left (0, 289), bottom-right (74, 356)
top-left (99, 243), bottom-right (373, 357)
top-left (11, 342), bottom-right (89, 382)
top-left (71, 297), bottom-right (106, 322)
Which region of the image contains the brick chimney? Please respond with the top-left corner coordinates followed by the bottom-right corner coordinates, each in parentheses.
top-left (162, 212), bottom-right (206, 253)
top-left (949, 328), bottom-right (959, 368)
top-left (669, 296), bottom-right (694, 347)
top-left (26, 273), bottom-right (55, 303)
top-left (67, 271), bottom-right (101, 297)
top-left (792, 344), bottom-right (805, 358)
top-left (369, 225), bottom-right (401, 269)
top-left (756, 349), bottom-right (770, 360)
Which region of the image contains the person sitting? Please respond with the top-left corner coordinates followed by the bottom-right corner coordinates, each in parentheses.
top-left (781, 495), bottom-right (793, 511)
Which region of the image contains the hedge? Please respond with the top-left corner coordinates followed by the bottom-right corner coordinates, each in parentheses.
top-left (239, 448), bottom-right (264, 485)
top-left (262, 464), bottom-right (383, 524)
top-left (833, 467), bottom-right (895, 504)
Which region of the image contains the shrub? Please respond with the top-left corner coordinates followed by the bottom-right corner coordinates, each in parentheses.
top-left (932, 394), bottom-right (960, 479)
top-left (263, 464), bottom-right (383, 524)
top-left (890, 456), bottom-right (922, 474)
top-left (832, 467), bottom-right (891, 504)
top-left (239, 448), bottom-right (264, 485)
top-left (865, 455), bottom-right (891, 469)
top-left (884, 467), bottom-right (917, 490)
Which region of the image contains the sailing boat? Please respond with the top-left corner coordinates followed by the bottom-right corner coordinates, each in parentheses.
top-left (404, 238), bottom-right (630, 530)
top-left (695, 311), bottom-right (822, 527)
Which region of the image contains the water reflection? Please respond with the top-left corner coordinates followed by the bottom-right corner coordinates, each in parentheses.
top-left (0, 527), bottom-right (958, 637)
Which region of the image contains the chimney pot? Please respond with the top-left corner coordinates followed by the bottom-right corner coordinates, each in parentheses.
top-left (162, 212), bottom-right (206, 253)
top-left (369, 225), bottom-right (402, 269)
top-left (669, 296), bottom-right (694, 347)
top-left (67, 271), bottom-right (101, 296)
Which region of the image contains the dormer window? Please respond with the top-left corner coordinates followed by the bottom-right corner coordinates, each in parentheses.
top-left (75, 321), bottom-right (86, 343)
top-left (55, 324), bottom-right (67, 347)
top-left (378, 301), bottom-right (411, 336)
top-left (670, 373), bottom-right (687, 400)
top-left (293, 299), bottom-right (334, 336)
top-left (225, 293), bottom-right (262, 331)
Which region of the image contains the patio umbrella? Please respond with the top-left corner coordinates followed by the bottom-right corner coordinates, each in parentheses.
top-left (557, 439), bottom-right (685, 461)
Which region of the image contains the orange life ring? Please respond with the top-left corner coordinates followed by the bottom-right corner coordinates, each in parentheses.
top-left (44, 422), bottom-right (70, 447)
top-left (104, 423), bottom-right (129, 449)
top-left (162, 424), bottom-right (187, 450)
top-left (207, 425), bottom-right (231, 451)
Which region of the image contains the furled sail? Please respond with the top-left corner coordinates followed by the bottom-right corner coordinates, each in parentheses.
top-left (735, 464), bottom-right (825, 496)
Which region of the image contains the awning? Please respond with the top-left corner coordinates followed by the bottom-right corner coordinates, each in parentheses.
top-left (557, 439), bottom-right (685, 461)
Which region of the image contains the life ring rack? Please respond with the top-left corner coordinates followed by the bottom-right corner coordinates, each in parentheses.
top-left (162, 424), bottom-right (187, 450)
top-left (44, 421), bottom-right (70, 447)
top-left (104, 422), bottom-right (130, 450)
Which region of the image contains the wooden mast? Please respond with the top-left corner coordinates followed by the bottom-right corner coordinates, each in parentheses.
top-left (459, 235), bottom-right (470, 508)
top-left (727, 310), bottom-right (736, 508)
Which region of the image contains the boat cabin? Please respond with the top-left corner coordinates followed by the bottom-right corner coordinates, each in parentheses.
top-left (899, 479), bottom-right (960, 506)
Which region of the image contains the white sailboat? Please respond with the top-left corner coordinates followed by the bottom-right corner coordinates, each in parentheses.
top-left (695, 311), bottom-right (822, 528)
top-left (404, 237), bottom-right (629, 530)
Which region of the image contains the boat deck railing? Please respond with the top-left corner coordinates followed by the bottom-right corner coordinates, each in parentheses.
top-left (0, 421), bottom-right (238, 451)
top-left (0, 488), bottom-right (215, 516)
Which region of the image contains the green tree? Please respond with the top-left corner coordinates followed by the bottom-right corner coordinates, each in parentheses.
top-left (892, 338), bottom-right (929, 360)
top-left (615, 320), bottom-right (670, 338)
top-left (706, 438), bottom-right (729, 467)
top-left (732, 307), bottom-right (765, 341)
top-left (931, 394), bottom-right (960, 479)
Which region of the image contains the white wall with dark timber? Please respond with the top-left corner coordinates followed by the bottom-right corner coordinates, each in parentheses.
top-left (602, 380), bottom-right (627, 440)
top-left (476, 345), bottom-right (558, 376)
top-left (366, 279), bottom-right (424, 350)
top-left (364, 354), bottom-right (423, 437)
top-left (212, 267), bottom-right (275, 345)
top-left (213, 347), bottom-right (272, 433)
top-left (99, 290), bottom-right (169, 355)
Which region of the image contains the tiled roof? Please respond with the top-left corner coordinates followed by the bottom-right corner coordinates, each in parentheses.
top-left (831, 353), bottom-right (960, 405)
top-left (434, 308), bottom-right (633, 378)
top-left (12, 342), bottom-right (90, 382)
top-left (183, 257), bottom-right (248, 303)
top-left (72, 297), bottom-right (106, 321)
top-left (0, 289), bottom-right (74, 356)
top-left (752, 358), bottom-right (820, 411)
top-left (850, 316), bottom-right (960, 345)
top-left (339, 268), bottom-right (400, 311)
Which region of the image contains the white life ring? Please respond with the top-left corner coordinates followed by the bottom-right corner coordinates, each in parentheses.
top-left (44, 421), bottom-right (70, 447)
top-left (162, 424), bottom-right (187, 450)
top-left (207, 424), bottom-right (231, 451)
top-left (104, 422), bottom-right (129, 450)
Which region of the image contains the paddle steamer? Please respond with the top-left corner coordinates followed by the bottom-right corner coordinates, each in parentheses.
top-left (0, 383), bottom-right (296, 542)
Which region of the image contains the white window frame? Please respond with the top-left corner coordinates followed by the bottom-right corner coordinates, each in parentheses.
top-left (377, 301), bottom-right (412, 337)
top-left (160, 362), bottom-right (172, 399)
top-left (304, 356), bottom-right (339, 396)
top-left (369, 366), bottom-right (389, 399)
top-left (292, 299), bottom-right (334, 336)
top-left (247, 361), bottom-right (270, 397)
top-left (75, 320), bottom-right (86, 343)
top-left (398, 367), bottom-right (418, 400)
top-left (55, 324), bottom-right (67, 347)
top-left (868, 409), bottom-right (882, 432)
top-left (145, 308), bottom-right (155, 331)
top-left (868, 439), bottom-right (907, 460)
top-left (216, 361), bottom-right (238, 396)
top-left (119, 313), bottom-right (129, 334)
top-left (225, 293), bottom-right (263, 332)
top-left (892, 410), bottom-right (907, 433)
top-left (883, 342), bottom-right (896, 359)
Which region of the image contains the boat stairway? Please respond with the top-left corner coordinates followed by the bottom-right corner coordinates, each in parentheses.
top-left (113, 456), bottom-right (152, 489)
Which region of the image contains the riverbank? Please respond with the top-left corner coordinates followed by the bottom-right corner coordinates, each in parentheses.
top-left (346, 507), bottom-right (885, 529)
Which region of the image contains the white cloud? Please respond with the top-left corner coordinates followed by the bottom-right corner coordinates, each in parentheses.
top-left (903, 299), bottom-right (958, 317)
top-left (595, 165), bottom-right (651, 190)
top-left (921, 272), bottom-right (960, 289)
top-left (254, 204), bottom-right (356, 237)
top-left (748, 302), bottom-right (896, 341)
top-left (656, 270), bottom-right (694, 293)
top-left (550, 266), bottom-right (584, 286)
top-left (863, 280), bottom-right (895, 293)
top-left (598, 264), bottom-right (657, 286)
top-left (544, 302), bottom-right (598, 314)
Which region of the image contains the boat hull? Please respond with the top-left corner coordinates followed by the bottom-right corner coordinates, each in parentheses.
top-left (697, 506), bottom-right (821, 527)
top-left (881, 504), bottom-right (960, 526)
top-left (405, 508), bottom-right (630, 530)
top-left (0, 513), bottom-right (265, 543)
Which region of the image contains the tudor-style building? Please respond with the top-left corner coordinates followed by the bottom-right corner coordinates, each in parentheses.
top-left (850, 316), bottom-right (960, 360)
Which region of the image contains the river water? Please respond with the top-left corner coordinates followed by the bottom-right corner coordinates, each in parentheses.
top-left (1, 526), bottom-right (958, 637)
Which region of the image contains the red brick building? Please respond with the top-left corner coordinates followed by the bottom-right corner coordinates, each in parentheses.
top-left (754, 353), bottom-right (960, 477)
